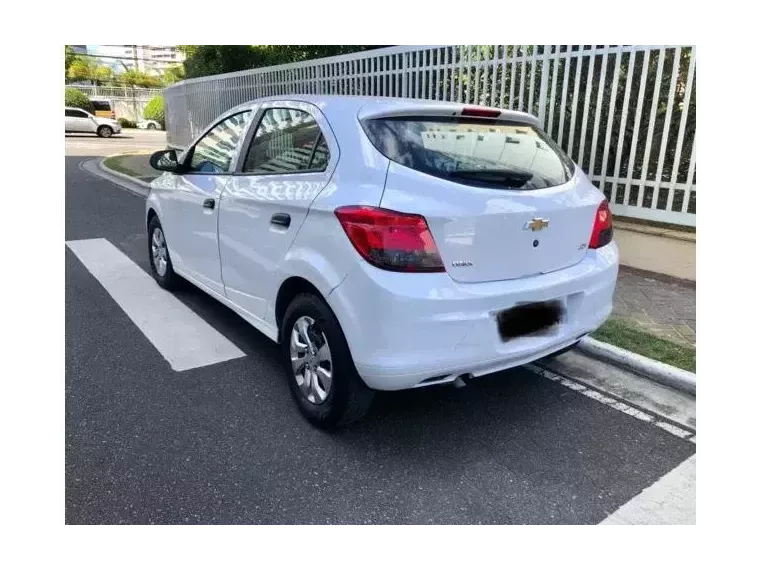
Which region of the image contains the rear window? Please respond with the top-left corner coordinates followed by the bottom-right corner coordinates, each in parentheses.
top-left (91, 100), bottom-right (112, 111)
top-left (362, 117), bottom-right (575, 190)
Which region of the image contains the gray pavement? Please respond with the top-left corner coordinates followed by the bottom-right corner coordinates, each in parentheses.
top-left (65, 128), bottom-right (167, 157)
top-left (612, 267), bottom-right (696, 346)
top-left (65, 144), bottom-right (695, 524)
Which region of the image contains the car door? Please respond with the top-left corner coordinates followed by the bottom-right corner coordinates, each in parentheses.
top-left (163, 110), bottom-right (253, 296)
top-left (218, 103), bottom-right (337, 322)
top-left (65, 108), bottom-right (93, 132)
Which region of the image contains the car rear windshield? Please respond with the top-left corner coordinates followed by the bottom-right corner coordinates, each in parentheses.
top-left (361, 117), bottom-right (575, 190)
top-left (92, 100), bottom-right (112, 111)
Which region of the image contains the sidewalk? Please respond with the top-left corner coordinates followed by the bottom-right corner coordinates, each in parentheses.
top-left (612, 267), bottom-right (695, 347)
top-left (101, 152), bottom-right (697, 349)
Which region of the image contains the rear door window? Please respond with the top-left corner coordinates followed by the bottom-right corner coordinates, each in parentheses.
top-left (362, 117), bottom-right (575, 190)
top-left (243, 108), bottom-right (329, 174)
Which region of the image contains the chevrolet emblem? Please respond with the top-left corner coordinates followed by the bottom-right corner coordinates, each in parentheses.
top-left (524, 217), bottom-right (550, 231)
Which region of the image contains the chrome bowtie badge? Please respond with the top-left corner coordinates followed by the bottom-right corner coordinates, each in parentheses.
top-left (524, 217), bottom-right (550, 231)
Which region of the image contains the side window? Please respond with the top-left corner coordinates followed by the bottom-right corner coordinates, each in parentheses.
top-left (189, 111), bottom-right (252, 174)
top-left (243, 108), bottom-right (330, 174)
top-left (65, 109), bottom-right (87, 118)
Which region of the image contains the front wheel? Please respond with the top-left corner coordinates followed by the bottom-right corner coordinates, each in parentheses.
top-left (97, 125), bottom-right (113, 138)
top-left (281, 293), bottom-right (374, 428)
top-left (147, 123), bottom-right (157, 130)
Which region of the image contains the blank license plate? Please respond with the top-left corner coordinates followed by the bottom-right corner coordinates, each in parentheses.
top-left (496, 300), bottom-right (564, 341)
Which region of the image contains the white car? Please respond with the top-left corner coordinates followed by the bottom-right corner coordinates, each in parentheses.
top-left (146, 96), bottom-right (618, 428)
top-left (65, 106), bottom-right (121, 137)
top-left (138, 119), bottom-right (162, 130)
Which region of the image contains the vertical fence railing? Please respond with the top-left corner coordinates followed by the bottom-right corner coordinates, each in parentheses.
top-left (164, 44), bottom-right (696, 226)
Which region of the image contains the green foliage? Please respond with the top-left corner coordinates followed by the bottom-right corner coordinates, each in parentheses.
top-left (118, 69), bottom-right (162, 88)
top-left (162, 65), bottom-right (185, 84)
top-left (64, 87), bottom-right (94, 113)
top-left (143, 96), bottom-right (165, 127)
top-left (179, 45), bottom-right (388, 79)
top-left (67, 59), bottom-right (114, 85)
top-left (65, 45), bottom-right (78, 75)
top-left (118, 118), bottom-right (137, 128)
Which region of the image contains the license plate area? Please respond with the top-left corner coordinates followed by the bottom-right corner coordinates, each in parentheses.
top-left (496, 300), bottom-right (565, 342)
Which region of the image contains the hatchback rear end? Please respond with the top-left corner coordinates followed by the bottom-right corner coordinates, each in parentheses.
top-left (320, 101), bottom-right (618, 390)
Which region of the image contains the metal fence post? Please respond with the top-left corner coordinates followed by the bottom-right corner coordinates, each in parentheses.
top-left (537, 45), bottom-right (550, 127)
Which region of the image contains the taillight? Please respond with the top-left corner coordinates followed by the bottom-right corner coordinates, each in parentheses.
top-left (111, 111), bottom-right (116, 119)
top-left (589, 200), bottom-right (613, 249)
top-left (335, 206), bottom-right (445, 272)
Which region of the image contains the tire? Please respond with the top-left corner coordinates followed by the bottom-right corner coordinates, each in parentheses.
top-left (147, 216), bottom-right (180, 290)
top-left (281, 293), bottom-right (374, 428)
top-left (97, 125), bottom-right (113, 138)
top-left (147, 123), bottom-right (157, 130)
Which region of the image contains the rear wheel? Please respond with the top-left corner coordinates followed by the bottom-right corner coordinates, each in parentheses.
top-left (97, 125), bottom-right (113, 138)
top-left (281, 293), bottom-right (374, 428)
top-left (147, 123), bottom-right (157, 130)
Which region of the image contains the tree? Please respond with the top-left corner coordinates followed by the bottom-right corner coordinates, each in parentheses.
top-left (67, 59), bottom-right (114, 86)
top-left (162, 65), bottom-right (185, 85)
top-left (117, 69), bottom-right (161, 88)
top-left (179, 45), bottom-right (388, 79)
top-left (64, 87), bottom-right (94, 113)
top-left (65, 45), bottom-right (78, 76)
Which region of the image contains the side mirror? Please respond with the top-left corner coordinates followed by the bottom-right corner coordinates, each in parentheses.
top-left (150, 149), bottom-right (181, 173)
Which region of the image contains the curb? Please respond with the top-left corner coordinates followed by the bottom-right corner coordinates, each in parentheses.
top-left (577, 337), bottom-right (696, 395)
top-left (99, 156), bottom-right (152, 190)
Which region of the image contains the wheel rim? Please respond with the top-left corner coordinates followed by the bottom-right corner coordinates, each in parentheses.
top-left (290, 316), bottom-right (332, 404)
top-left (101, 127), bottom-right (111, 137)
top-left (151, 227), bottom-right (168, 277)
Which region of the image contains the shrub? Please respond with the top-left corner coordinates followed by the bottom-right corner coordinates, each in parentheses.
top-left (143, 96), bottom-right (165, 128)
top-left (118, 118), bottom-right (137, 129)
top-left (65, 87), bottom-right (94, 114)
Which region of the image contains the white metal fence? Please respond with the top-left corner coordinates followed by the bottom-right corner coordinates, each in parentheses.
top-left (67, 84), bottom-right (163, 100)
top-left (163, 45), bottom-right (696, 226)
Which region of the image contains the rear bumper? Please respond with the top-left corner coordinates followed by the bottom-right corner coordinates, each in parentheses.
top-left (327, 242), bottom-right (619, 390)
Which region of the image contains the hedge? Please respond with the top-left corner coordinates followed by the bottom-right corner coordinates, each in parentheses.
top-left (65, 87), bottom-right (94, 114)
top-left (143, 96), bottom-right (165, 128)
top-left (118, 118), bottom-right (137, 129)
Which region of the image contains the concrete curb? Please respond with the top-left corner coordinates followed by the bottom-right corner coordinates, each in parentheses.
top-left (577, 337), bottom-right (696, 395)
top-left (98, 156), bottom-right (152, 190)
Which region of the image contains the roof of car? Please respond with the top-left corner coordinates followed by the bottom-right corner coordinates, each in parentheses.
top-left (228, 94), bottom-right (539, 127)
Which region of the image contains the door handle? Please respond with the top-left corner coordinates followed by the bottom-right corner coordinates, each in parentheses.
top-left (270, 213), bottom-right (291, 228)
top-left (203, 198), bottom-right (215, 209)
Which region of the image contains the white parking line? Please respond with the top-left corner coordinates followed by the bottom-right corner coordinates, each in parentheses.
top-left (525, 364), bottom-right (695, 440)
top-left (600, 455), bottom-right (696, 524)
top-left (66, 238), bottom-right (245, 371)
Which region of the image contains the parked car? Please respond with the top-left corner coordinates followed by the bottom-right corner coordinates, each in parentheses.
top-left (65, 107), bottom-right (121, 137)
top-left (138, 119), bottom-right (162, 130)
top-left (91, 97), bottom-right (116, 120)
top-left (146, 96), bottom-right (619, 428)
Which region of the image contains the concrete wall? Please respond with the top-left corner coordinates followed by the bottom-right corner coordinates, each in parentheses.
top-left (114, 99), bottom-right (149, 122)
top-left (614, 222), bottom-right (696, 282)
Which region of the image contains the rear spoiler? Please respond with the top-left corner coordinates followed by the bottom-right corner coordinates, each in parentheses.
top-left (357, 101), bottom-right (540, 127)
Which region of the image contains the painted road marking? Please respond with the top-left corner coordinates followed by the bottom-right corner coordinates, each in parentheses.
top-left (66, 238), bottom-right (245, 371)
top-left (600, 455), bottom-right (696, 524)
top-left (525, 363), bottom-right (695, 440)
